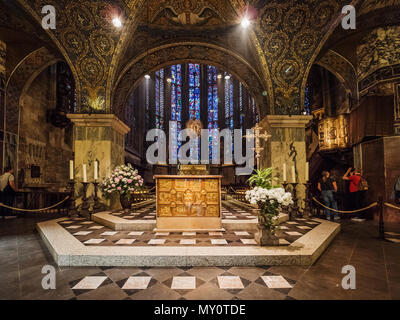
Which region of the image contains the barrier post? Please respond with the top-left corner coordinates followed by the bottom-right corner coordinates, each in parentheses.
top-left (68, 180), bottom-right (78, 217)
top-left (378, 196), bottom-right (384, 240)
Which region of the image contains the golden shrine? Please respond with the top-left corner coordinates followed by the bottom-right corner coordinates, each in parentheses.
top-left (154, 174), bottom-right (222, 230)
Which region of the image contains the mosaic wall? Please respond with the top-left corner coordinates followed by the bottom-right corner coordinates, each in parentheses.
top-left (357, 26), bottom-right (400, 79)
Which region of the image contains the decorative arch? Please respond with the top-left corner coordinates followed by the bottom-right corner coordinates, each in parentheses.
top-left (5, 48), bottom-right (60, 135)
top-left (315, 49), bottom-right (358, 103)
top-left (112, 42), bottom-right (270, 120)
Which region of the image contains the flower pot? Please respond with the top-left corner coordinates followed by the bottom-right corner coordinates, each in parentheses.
top-left (255, 224), bottom-right (279, 246)
top-left (119, 194), bottom-right (132, 210)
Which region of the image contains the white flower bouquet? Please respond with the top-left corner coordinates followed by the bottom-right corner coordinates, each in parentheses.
top-left (245, 187), bottom-right (293, 233)
top-left (101, 163), bottom-right (144, 199)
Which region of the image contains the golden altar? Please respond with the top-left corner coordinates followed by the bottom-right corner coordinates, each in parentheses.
top-left (154, 175), bottom-right (222, 230)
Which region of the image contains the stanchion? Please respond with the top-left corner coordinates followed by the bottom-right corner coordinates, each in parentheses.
top-left (290, 183), bottom-right (300, 218)
top-left (67, 180), bottom-right (77, 217)
top-left (378, 196), bottom-right (384, 240)
top-left (92, 181), bottom-right (104, 213)
top-left (303, 182), bottom-right (312, 218)
top-left (80, 182), bottom-right (90, 218)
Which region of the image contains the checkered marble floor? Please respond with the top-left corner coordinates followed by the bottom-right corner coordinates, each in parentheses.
top-left (108, 200), bottom-right (258, 222)
top-left (109, 204), bottom-right (157, 220)
top-left (68, 266), bottom-right (296, 300)
top-left (59, 216), bottom-right (320, 247)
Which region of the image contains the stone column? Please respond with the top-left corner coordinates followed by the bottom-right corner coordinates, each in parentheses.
top-left (259, 115), bottom-right (312, 209)
top-left (67, 114), bottom-right (130, 209)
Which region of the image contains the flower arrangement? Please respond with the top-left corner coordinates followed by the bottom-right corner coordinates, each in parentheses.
top-left (101, 163), bottom-right (144, 200)
top-left (245, 186), bottom-right (293, 234)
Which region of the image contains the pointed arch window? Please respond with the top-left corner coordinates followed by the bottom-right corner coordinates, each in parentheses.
top-left (188, 63), bottom-right (201, 120)
top-left (171, 64), bottom-right (182, 157)
top-left (207, 66), bottom-right (218, 161)
top-left (155, 69), bottom-right (165, 129)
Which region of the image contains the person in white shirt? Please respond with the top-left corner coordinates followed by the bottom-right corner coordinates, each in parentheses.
top-left (0, 167), bottom-right (17, 218)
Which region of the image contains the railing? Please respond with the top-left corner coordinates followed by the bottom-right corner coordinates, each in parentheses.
top-left (132, 191), bottom-right (155, 203)
top-left (226, 186), bottom-right (249, 203)
top-left (12, 190), bottom-right (70, 215)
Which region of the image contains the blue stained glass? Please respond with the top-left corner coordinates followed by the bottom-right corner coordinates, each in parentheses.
top-left (188, 63), bottom-right (200, 120)
top-left (304, 83), bottom-right (311, 115)
top-left (171, 65), bottom-right (182, 157)
top-left (207, 65), bottom-right (218, 161)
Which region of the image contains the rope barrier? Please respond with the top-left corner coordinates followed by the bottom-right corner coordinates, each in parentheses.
top-left (312, 197), bottom-right (378, 214)
top-left (384, 202), bottom-right (400, 211)
top-left (0, 196), bottom-right (70, 213)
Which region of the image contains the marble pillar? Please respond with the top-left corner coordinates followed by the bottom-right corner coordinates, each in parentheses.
top-left (67, 114), bottom-right (130, 209)
top-left (259, 115), bottom-right (312, 209)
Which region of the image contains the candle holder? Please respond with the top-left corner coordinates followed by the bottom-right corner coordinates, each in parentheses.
top-left (80, 182), bottom-right (90, 218)
top-left (302, 182), bottom-right (313, 218)
top-left (67, 180), bottom-right (78, 217)
top-left (290, 183), bottom-right (300, 218)
top-left (92, 181), bottom-right (104, 213)
top-left (282, 182), bottom-right (288, 192)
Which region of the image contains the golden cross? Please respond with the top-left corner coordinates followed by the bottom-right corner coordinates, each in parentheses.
top-left (244, 123), bottom-right (271, 169)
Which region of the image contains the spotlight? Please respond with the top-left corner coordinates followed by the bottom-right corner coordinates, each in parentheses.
top-left (225, 74), bottom-right (231, 80)
top-left (112, 17), bottom-right (122, 28)
top-left (217, 74), bottom-right (222, 79)
top-left (144, 74), bottom-right (150, 79)
top-left (167, 78), bottom-right (172, 83)
top-left (241, 17), bottom-right (250, 28)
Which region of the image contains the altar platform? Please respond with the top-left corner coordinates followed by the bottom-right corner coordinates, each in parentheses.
top-left (37, 201), bottom-right (340, 267)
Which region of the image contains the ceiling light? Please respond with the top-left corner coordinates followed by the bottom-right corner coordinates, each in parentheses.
top-left (241, 17), bottom-right (250, 28)
top-left (225, 74), bottom-right (231, 80)
top-left (217, 74), bottom-right (222, 79)
top-left (112, 17), bottom-right (122, 28)
top-left (144, 74), bottom-right (150, 79)
top-left (167, 78), bottom-right (172, 83)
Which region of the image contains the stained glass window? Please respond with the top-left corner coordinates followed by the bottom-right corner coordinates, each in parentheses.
top-left (239, 82), bottom-right (244, 129)
top-left (188, 63), bottom-right (201, 161)
top-left (188, 63), bottom-right (200, 120)
top-left (171, 64), bottom-right (182, 158)
top-left (155, 69), bottom-right (165, 129)
top-left (207, 66), bottom-right (218, 161)
top-left (224, 72), bottom-right (234, 156)
top-left (145, 78), bottom-right (150, 130)
top-left (224, 72), bottom-right (234, 131)
top-left (125, 92), bottom-right (136, 150)
top-left (304, 82), bottom-right (311, 115)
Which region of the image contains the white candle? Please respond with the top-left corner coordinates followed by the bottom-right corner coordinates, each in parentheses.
top-left (292, 165), bottom-right (296, 183)
top-left (82, 164), bottom-right (87, 183)
top-left (94, 161), bottom-right (98, 181)
top-left (305, 162), bottom-right (309, 182)
top-left (69, 160), bottom-right (74, 180)
top-left (282, 163), bottom-right (287, 182)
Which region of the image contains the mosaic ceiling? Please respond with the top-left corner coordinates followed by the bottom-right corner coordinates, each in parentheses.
top-left (6, 0), bottom-right (400, 116)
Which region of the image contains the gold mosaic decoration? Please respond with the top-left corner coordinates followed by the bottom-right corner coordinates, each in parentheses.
top-left (156, 177), bottom-right (220, 217)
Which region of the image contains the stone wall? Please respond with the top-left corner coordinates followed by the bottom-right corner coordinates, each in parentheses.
top-left (18, 67), bottom-right (73, 191)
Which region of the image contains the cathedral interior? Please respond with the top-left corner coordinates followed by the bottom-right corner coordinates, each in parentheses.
top-left (0, 0), bottom-right (399, 303)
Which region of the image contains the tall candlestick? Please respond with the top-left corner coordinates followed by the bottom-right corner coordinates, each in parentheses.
top-left (305, 162), bottom-right (309, 182)
top-left (94, 161), bottom-right (98, 181)
top-left (82, 164), bottom-right (87, 183)
top-left (291, 165), bottom-right (296, 183)
top-left (69, 160), bottom-right (74, 180)
top-left (282, 163), bottom-right (287, 182)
